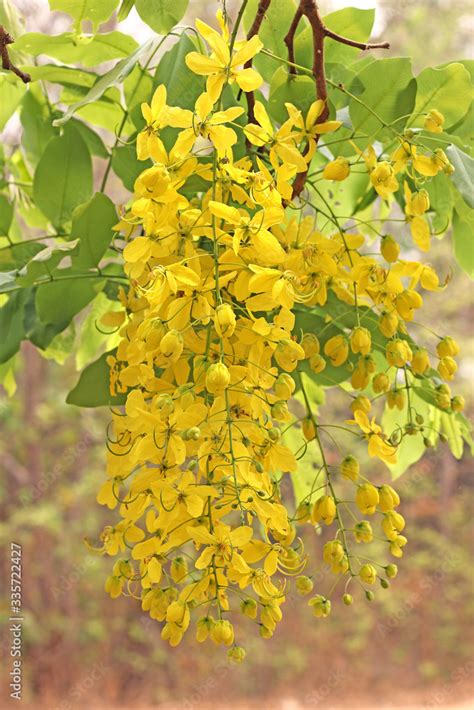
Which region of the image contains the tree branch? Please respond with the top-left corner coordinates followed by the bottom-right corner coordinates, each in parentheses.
top-left (244, 0), bottom-right (271, 124)
top-left (284, 6), bottom-right (302, 76)
top-left (324, 28), bottom-right (390, 51)
top-left (0, 26), bottom-right (31, 83)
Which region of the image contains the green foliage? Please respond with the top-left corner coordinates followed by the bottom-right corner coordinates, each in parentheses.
top-left (135, 0), bottom-right (189, 34)
top-left (67, 350), bottom-right (126, 406)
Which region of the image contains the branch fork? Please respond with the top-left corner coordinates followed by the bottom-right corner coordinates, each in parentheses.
top-left (0, 26), bottom-right (31, 84)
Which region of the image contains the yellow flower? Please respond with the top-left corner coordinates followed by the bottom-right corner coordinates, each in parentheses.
top-left (244, 101), bottom-right (307, 173)
top-left (340, 455), bottom-right (359, 481)
top-left (168, 92), bottom-right (244, 156)
top-left (437, 337), bottom-right (460, 358)
top-left (287, 99), bottom-right (341, 159)
top-left (438, 356), bottom-right (457, 381)
top-left (324, 334), bottom-right (349, 367)
top-left (424, 109), bottom-right (444, 133)
top-left (370, 161), bottom-right (399, 199)
top-left (312, 495), bottom-right (336, 525)
top-left (323, 157), bottom-right (351, 181)
top-left (380, 235), bottom-right (400, 263)
top-left (350, 327), bottom-right (371, 355)
top-left (308, 595), bottom-right (331, 618)
top-left (137, 84), bottom-right (170, 162)
top-left (186, 11), bottom-right (263, 102)
top-left (359, 563), bottom-right (377, 585)
top-left (356, 483), bottom-right (380, 515)
top-left (353, 412), bottom-right (398, 465)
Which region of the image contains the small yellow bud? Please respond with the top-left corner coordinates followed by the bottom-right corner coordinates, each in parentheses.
top-left (309, 353), bottom-right (326, 374)
top-left (312, 495), bottom-right (337, 525)
top-left (214, 303), bottom-right (236, 338)
top-left (411, 189), bottom-right (430, 216)
top-left (451, 395), bottom-right (465, 412)
top-left (437, 336), bottom-right (460, 358)
top-left (323, 540), bottom-right (345, 564)
top-left (227, 646), bottom-right (246, 663)
top-left (295, 500), bottom-right (312, 523)
top-left (211, 619), bottom-right (234, 646)
top-left (378, 484), bottom-right (400, 512)
top-left (240, 598), bottom-right (258, 619)
top-left (438, 356), bottom-right (457, 381)
top-left (351, 395), bottom-right (371, 415)
top-left (359, 563), bottom-right (377, 585)
top-left (381, 235), bottom-right (400, 263)
top-left (343, 593), bottom-right (353, 605)
top-left (160, 329), bottom-right (184, 361)
top-left (372, 372), bottom-right (390, 394)
top-left (302, 333), bottom-right (320, 358)
top-left (385, 563), bottom-right (398, 579)
top-left (206, 362), bottom-right (230, 393)
top-left (356, 483), bottom-right (380, 515)
top-left (350, 327), bottom-right (372, 355)
top-left (386, 339), bottom-right (412, 368)
top-left (387, 389), bottom-right (406, 411)
top-left (274, 373), bottom-right (296, 399)
top-left (324, 334), bottom-right (349, 367)
top-left (424, 109), bottom-right (444, 133)
top-left (379, 311), bottom-right (399, 338)
top-left (295, 575), bottom-right (314, 596)
top-left (340, 455), bottom-right (359, 481)
top-left (308, 594), bottom-right (331, 618)
top-left (411, 347), bottom-right (430, 375)
top-left (196, 616), bottom-right (214, 642)
top-left (170, 556), bottom-right (188, 583)
top-left (323, 157), bottom-right (351, 181)
top-left (354, 520), bottom-right (373, 543)
top-left (302, 416), bottom-right (316, 441)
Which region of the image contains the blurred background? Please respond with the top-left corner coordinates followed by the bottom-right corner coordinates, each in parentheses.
top-left (0, 1), bottom-right (473, 708)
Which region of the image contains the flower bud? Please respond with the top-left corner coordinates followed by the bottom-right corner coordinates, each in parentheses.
top-left (343, 593), bottom-right (353, 605)
top-left (354, 520), bottom-right (373, 543)
top-left (296, 575), bottom-right (314, 596)
top-left (302, 416), bottom-right (316, 441)
top-left (356, 483), bottom-right (380, 515)
top-left (323, 157), bottom-right (351, 181)
top-left (324, 335), bottom-right (349, 367)
top-left (211, 619), bottom-right (234, 646)
top-left (206, 362), bottom-right (230, 393)
top-left (351, 395), bottom-right (371, 415)
top-left (378, 484), bottom-right (400, 512)
top-left (379, 311), bottom-right (398, 338)
top-left (350, 327), bottom-right (372, 355)
top-left (308, 594), bottom-right (331, 618)
top-left (386, 339), bottom-right (411, 368)
top-left (160, 329), bottom-right (184, 361)
top-left (385, 563), bottom-right (398, 579)
top-left (451, 395), bottom-right (465, 412)
top-left (340, 455), bottom-right (359, 481)
top-left (411, 347), bottom-right (430, 375)
top-left (227, 646), bottom-right (246, 663)
top-left (365, 590), bottom-right (375, 601)
top-left (437, 336), bottom-right (460, 358)
top-left (295, 500), bottom-right (311, 523)
top-left (411, 189), bottom-right (430, 216)
top-left (323, 540), bottom-right (344, 564)
top-left (309, 353), bottom-right (326, 374)
top-left (196, 616), bottom-right (214, 642)
top-left (170, 556), bottom-right (188, 583)
top-left (240, 598), bottom-right (258, 619)
top-left (359, 563), bottom-right (377, 585)
top-left (302, 333), bottom-right (320, 358)
top-left (387, 389), bottom-right (406, 411)
top-left (214, 303), bottom-right (236, 338)
top-left (312, 496), bottom-right (337, 525)
top-left (274, 373), bottom-right (296, 399)
top-left (424, 109), bottom-right (444, 133)
top-left (381, 235), bottom-right (400, 263)
top-left (372, 372), bottom-right (390, 394)
top-left (438, 356), bottom-right (457, 381)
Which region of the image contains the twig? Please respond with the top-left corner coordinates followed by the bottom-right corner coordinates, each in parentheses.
top-left (244, 0), bottom-right (271, 124)
top-left (284, 6), bottom-right (302, 76)
top-left (0, 26), bottom-right (31, 83)
top-left (324, 28), bottom-right (390, 51)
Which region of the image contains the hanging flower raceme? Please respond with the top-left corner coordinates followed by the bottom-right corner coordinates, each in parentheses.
top-left (92, 8), bottom-right (463, 661)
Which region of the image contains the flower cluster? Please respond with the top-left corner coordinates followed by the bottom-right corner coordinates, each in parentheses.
top-left (93, 11), bottom-right (462, 659)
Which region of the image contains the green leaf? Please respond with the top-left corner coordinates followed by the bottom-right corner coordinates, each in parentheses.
top-left (446, 145), bottom-right (474, 209)
top-left (118, 0), bottom-right (135, 21)
top-left (16, 241), bottom-right (80, 286)
top-left (0, 76), bottom-right (26, 131)
top-left (66, 350), bottom-right (126, 407)
top-left (382, 393), bottom-right (437, 479)
top-left (124, 64), bottom-right (154, 130)
top-left (49, 0), bottom-right (120, 30)
top-left (53, 38), bottom-right (155, 126)
top-left (23, 290), bottom-right (69, 349)
top-left (70, 118), bottom-right (108, 158)
top-left (135, 0), bottom-right (189, 34)
top-left (452, 209), bottom-right (474, 280)
top-left (440, 412), bottom-right (464, 459)
top-left (33, 124), bottom-right (92, 229)
top-left (112, 142), bottom-right (149, 191)
top-left (71, 193), bottom-right (117, 269)
top-left (0, 196), bottom-right (13, 236)
top-left (349, 58), bottom-right (417, 146)
top-left (268, 67), bottom-right (316, 124)
top-left (412, 63), bottom-right (472, 129)
top-left (296, 8), bottom-right (375, 68)
top-left (36, 271), bottom-right (104, 328)
top-left (20, 88), bottom-right (56, 165)
top-left (244, 0), bottom-right (298, 82)
top-left (0, 290), bottom-right (28, 363)
top-left (283, 421), bottom-right (322, 506)
top-left (424, 171), bottom-right (454, 233)
top-left (0, 242), bottom-right (46, 274)
top-left (24, 64), bottom-right (96, 88)
top-left (14, 31), bottom-right (138, 67)
top-left (154, 34), bottom-right (202, 111)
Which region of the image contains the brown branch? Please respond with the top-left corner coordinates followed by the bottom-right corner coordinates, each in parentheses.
top-left (289, 0), bottom-right (389, 200)
top-left (244, 0), bottom-right (271, 124)
top-left (284, 6), bottom-right (303, 76)
top-left (0, 26), bottom-right (31, 83)
top-left (324, 28), bottom-right (390, 51)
